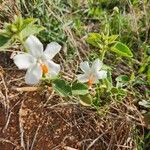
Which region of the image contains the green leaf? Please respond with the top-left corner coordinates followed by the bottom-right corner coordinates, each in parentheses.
top-left (116, 75), bottom-right (129, 87)
top-left (130, 72), bottom-right (135, 81)
top-left (116, 75), bottom-right (130, 82)
top-left (79, 94), bottom-right (92, 106)
top-left (107, 35), bottom-right (118, 44)
top-left (52, 79), bottom-right (71, 97)
top-left (104, 71), bottom-right (113, 91)
top-left (111, 42), bottom-right (133, 57)
top-left (139, 62), bottom-right (148, 73)
top-left (134, 78), bottom-right (148, 85)
top-left (111, 87), bottom-right (119, 94)
top-left (147, 66), bottom-right (150, 84)
top-left (72, 82), bottom-right (89, 95)
top-left (117, 88), bottom-right (127, 96)
top-left (21, 24), bottom-right (45, 39)
top-left (111, 87), bottom-right (127, 96)
top-left (86, 33), bottom-right (102, 48)
top-left (21, 18), bottom-right (37, 30)
top-left (0, 34), bottom-right (11, 48)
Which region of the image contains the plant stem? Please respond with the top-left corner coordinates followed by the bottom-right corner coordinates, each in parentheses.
top-left (18, 33), bottom-right (28, 52)
top-left (100, 46), bottom-right (107, 61)
top-left (96, 84), bottom-right (101, 103)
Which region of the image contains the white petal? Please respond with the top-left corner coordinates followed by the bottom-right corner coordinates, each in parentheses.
top-left (25, 64), bottom-right (42, 84)
top-left (91, 59), bottom-right (103, 72)
top-left (25, 35), bottom-right (43, 57)
top-left (80, 61), bottom-right (90, 73)
top-left (96, 70), bottom-right (107, 79)
top-left (77, 74), bottom-right (89, 83)
top-left (13, 53), bottom-right (35, 69)
top-left (46, 60), bottom-right (60, 77)
top-left (44, 42), bottom-right (61, 59)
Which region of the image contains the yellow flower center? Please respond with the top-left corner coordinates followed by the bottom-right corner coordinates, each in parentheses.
top-left (40, 64), bottom-right (48, 74)
top-left (88, 75), bottom-right (95, 88)
top-left (88, 79), bottom-right (93, 88)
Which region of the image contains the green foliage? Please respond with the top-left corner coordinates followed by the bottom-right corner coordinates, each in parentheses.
top-left (87, 0), bottom-right (126, 19)
top-left (0, 34), bottom-right (10, 48)
top-left (111, 42), bottom-right (133, 58)
top-left (139, 45), bottom-right (150, 84)
top-left (51, 76), bottom-right (128, 107)
top-left (116, 75), bottom-right (130, 88)
top-left (79, 94), bottom-right (92, 106)
top-left (20, 23), bottom-right (44, 39)
top-left (0, 15), bottom-right (44, 49)
top-left (52, 79), bottom-right (72, 97)
top-left (110, 87), bottom-right (127, 100)
top-left (86, 32), bottom-right (132, 61)
top-left (107, 35), bottom-right (119, 44)
top-left (108, 7), bottom-right (133, 44)
top-left (86, 33), bottom-right (118, 49)
top-left (85, 32), bottom-right (132, 106)
top-left (104, 71), bottom-right (113, 91)
top-left (18, 0), bottom-right (67, 43)
top-left (86, 33), bottom-right (102, 48)
top-left (72, 82), bottom-right (89, 95)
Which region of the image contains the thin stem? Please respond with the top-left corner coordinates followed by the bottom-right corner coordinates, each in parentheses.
top-left (96, 84), bottom-right (100, 102)
top-left (100, 46), bottom-right (107, 61)
top-left (18, 33), bottom-right (28, 52)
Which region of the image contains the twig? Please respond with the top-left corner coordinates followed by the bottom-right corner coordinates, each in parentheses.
top-left (2, 112), bottom-right (12, 132)
top-left (26, 136), bottom-right (30, 150)
top-left (19, 100), bottom-right (26, 150)
top-left (30, 125), bottom-right (41, 150)
top-left (0, 90), bottom-right (6, 107)
top-left (87, 132), bottom-right (108, 150)
top-left (43, 90), bottom-right (55, 107)
top-left (13, 86), bottom-right (52, 92)
top-left (14, 86), bottom-right (39, 92)
top-left (0, 71), bottom-right (9, 117)
top-left (64, 146), bottom-right (78, 150)
top-left (0, 138), bottom-right (17, 147)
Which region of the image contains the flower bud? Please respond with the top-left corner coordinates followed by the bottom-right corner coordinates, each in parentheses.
top-left (10, 24), bottom-right (18, 33)
top-left (113, 7), bottom-right (119, 13)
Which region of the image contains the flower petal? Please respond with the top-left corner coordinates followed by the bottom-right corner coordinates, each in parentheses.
top-left (25, 64), bottom-right (42, 84)
top-left (13, 53), bottom-right (35, 69)
top-left (46, 60), bottom-right (60, 77)
top-left (96, 70), bottom-right (107, 79)
top-left (77, 74), bottom-right (89, 83)
top-left (44, 42), bottom-right (61, 59)
top-left (80, 61), bottom-right (90, 73)
top-left (91, 59), bottom-right (103, 72)
top-left (25, 35), bottom-right (43, 57)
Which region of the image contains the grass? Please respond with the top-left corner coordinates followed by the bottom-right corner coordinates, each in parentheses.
top-left (0, 0), bottom-right (150, 149)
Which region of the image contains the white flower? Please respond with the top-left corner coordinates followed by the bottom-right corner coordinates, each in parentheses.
top-left (13, 35), bottom-right (61, 84)
top-left (77, 59), bottom-right (107, 87)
